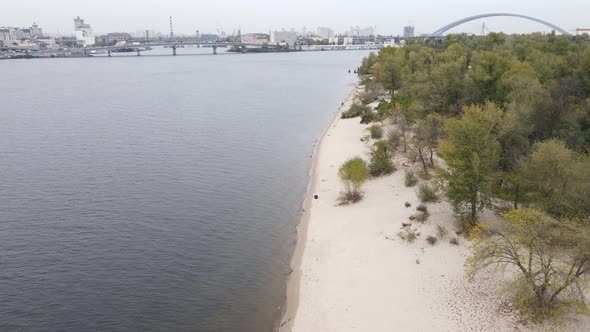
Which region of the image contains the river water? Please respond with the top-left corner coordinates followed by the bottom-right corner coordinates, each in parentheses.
top-left (0, 48), bottom-right (368, 331)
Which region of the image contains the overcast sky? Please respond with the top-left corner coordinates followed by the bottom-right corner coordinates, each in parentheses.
top-left (5, 0), bottom-right (589, 36)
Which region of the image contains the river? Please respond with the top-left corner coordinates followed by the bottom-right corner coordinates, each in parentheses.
top-left (0, 48), bottom-right (368, 331)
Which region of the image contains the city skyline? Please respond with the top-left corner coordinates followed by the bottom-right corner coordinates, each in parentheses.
top-left (4, 0), bottom-right (589, 36)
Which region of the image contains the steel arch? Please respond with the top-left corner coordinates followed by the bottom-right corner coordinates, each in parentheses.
top-left (431, 13), bottom-right (570, 36)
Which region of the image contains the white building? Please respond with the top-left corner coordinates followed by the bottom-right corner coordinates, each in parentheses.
top-left (74, 16), bottom-right (96, 47)
top-left (241, 33), bottom-right (269, 45)
top-left (270, 30), bottom-right (298, 45)
top-left (34, 36), bottom-right (57, 49)
top-left (0, 27), bottom-right (17, 42)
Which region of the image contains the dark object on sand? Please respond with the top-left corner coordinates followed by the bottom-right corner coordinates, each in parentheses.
top-left (314, 195), bottom-right (319, 200)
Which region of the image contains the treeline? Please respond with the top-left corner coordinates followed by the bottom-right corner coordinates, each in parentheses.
top-left (358, 32), bottom-right (590, 226)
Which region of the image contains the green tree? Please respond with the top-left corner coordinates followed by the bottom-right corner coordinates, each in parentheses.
top-left (439, 103), bottom-right (507, 227)
top-left (338, 157), bottom-right (369, 203)
top-left (519, 139), bottom-right (590, 219)
top-left (465, 50), bottom-right (513, 103)
top-left (358, 52), bottom-right (378, 76)
top-left (372, 50), bottom-right (407, 94)
top-left (467, 209), bottom-right (590, 320)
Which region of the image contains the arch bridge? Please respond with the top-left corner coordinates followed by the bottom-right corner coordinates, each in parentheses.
top-left (431, 13), bottom-right (570, 36)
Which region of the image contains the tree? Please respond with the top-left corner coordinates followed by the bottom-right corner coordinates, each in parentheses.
top-left (439, 103), bottom-right (507, 227)
top-left (358, 52), bottom-right (377, 76)
top-left (372, 50), bottom-right (406, 94)
top-left (422, 113), bottom-right (444, 166)
top-left (467, 209), bottom-right (590, 319)
top-left (338, 157), bottom-right (369, 203)
top-left (519, 139), bottom-right (590, 219)
top-left (464, 50), bottom-right (514, 103)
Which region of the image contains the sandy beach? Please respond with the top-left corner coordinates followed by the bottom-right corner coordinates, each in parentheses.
top-left (280, 86), bottom-right (590, 332)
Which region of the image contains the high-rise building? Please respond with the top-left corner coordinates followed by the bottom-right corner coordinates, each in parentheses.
top-left (31, 22), bottom-right (43, 37)
top-left (316, 27), bottom-right (334, 39)
top-left (348, 26), bottom-right (374, 37)
top-left (73, 16), bottom-right (96, 47)
top-left (403, 26), bottom-right (415, 38)
top-left (270, 30), bottom-right (298, 44)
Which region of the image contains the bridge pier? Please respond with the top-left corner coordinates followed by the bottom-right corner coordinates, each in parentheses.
top-left (172, 46), bottom-right (177, 56)
top-left (213, 45), bottom-right (217, 55)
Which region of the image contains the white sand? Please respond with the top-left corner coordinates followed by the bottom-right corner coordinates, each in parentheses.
top-left (280, 87), bottom-right (590, 332)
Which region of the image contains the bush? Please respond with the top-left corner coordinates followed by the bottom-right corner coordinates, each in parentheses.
top-left (398, 227), bottom-right (419, 242)
top-left (415, 212), bottom-right (428, 223)
top-left (373, 140), bottom-right (393, 156)
top-left (426, 236), bottom-right (438, 245)
top-left (368, 125), bottom-right (383, 139)
top-left (405, 202), bottom-right (411, 208)
top-left (404, 170), bottom-right (418, 187)
top-left (360, 111), bottom-right (375, 124)
top-left (369, 151), bottom-right (395, 177)
top-left (417, 169), bottom-right (432, 180)
top-left (450, 237), bottom-right (459, 245)
top-left (338, 157), bottom-right (368, 204)
top-left (360, 92), bottom-right (377, 105)
top-left (342, 103), bottom-right (370, 119)
top-left (387, 129), bottom-right (401, 147)
top-left (417, 204), bottom-right (428, 213)
top-left (436, 225), bottom-right (448, 239)
top-left (418, 184), bottom-right (438, 203)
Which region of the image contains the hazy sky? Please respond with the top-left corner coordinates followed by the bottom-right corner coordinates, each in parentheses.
top-left (5, 0), bottom-right (589, 36)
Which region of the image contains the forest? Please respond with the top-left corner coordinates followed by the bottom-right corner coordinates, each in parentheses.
top-left (355, 32), bottom-right (590, 319)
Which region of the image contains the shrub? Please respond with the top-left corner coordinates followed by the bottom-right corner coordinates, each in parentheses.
top-left (387, 129), bottom-right (401, 148)
top-left (405, 202), bottom-right (411, 208)
top-left (436, 225), bottom-right (448, 239)
top-left (426, 235), bottom-right (438, 245)
top-left (417, 169), bottom-right (432, 180)
top-left (369, 149), bottom-right (395, 177)
top-left (360, 111), bottom-right (375, 124)
top-left (418, 184), bottom-right (438, 203)
top-left (416, 204), bottom-right (428, 213)
top-left (404, 170), bottom-right (418, 187)
top-left (415, 212), bottom-right (428, 223)
top-left (397, 227), bottom-right (419, 242)
top-left (450, 237), bottom-right (459, 245)
top-left (342, 103), bottom-right (370, 119)
top-left (360, 92), bottom-right (377, 105)
top-left (373, 140), bottom-right (393, 156)
top-left (368, 125), bottom-right (383, 139)
top-left (338, 157), bottom-right (368, 204)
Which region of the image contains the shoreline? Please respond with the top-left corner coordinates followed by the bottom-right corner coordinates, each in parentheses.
top-left (278, 85), bottom-right (361, 332)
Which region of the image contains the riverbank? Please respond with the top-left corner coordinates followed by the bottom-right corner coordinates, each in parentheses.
top-left (278, 85), bottom-right (362, 331)
top-left (279, 87), bottom-right (590, 331)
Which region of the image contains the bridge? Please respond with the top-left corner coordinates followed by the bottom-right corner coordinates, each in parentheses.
top-left (83, 41), bottom-right (272, 56)
top-left (430, 13), bottom-right (571, 36)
